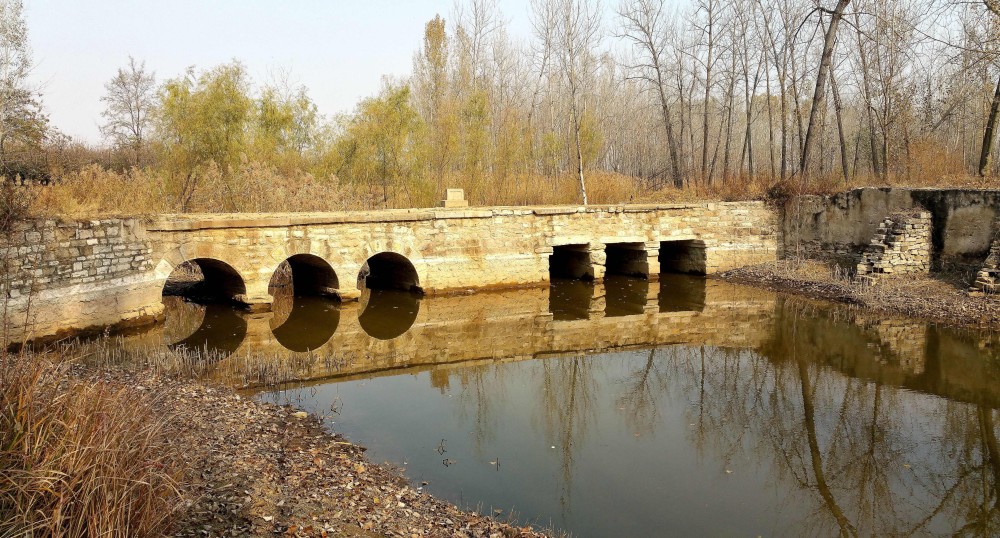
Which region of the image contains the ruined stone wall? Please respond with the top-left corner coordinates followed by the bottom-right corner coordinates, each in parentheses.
top-left (783, 188), bottom-right (1000, 267)
top-left (855, 211), bottom-right (932, 278)
top-left (4, 218), bottom-right (164, 341)
top-left (972, 221), bottom-right (1000, 294)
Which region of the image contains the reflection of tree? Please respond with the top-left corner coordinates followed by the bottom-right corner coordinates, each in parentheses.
top-left (454, 363), bottom-right (507, 455)
top-left (536, 356), bottom-right (597, 519)
top-left (795, 354), bottom-right (856, 537)
top-left (643, 296), bottom-right (1000, 536)
top-left (615, 349), bottom-right (670, 436)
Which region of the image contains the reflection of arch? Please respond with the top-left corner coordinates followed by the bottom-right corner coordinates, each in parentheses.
top-left (657, 274), bottom-right (706, 313)
top-left (604, 275), bottom-right (648, 317)
top-left (270, 296), bottom-right (340, 352)
top-left (166, 302), bottom-right (248, 358)
top-left (358, 289), bottom-right (420, 340)
top-left (163, 258), bottom-right (247, 303)
top-left (270, 254), bottom-right (340, 298)
top-left (549, 278), bottom-right (593, 321)
top-left (358, 252), bottom-right (422, 293)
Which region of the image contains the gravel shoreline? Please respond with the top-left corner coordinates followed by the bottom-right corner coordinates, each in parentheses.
top-left (84, 370), bottom-right (549, 538)
top-left (718, 261), bottom-right (1000, 329)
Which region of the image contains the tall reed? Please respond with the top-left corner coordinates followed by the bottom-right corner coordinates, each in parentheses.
top-left (0, 352), bottom-right (185, 537)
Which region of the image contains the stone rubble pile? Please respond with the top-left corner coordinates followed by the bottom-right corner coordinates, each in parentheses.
top-left (971, 224), bottom-right (1000, 295)
top-left (856, 210), bottom-right (931, 280)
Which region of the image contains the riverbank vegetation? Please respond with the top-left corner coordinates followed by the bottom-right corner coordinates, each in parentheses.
top-left (5, 0), bottom-right (1000, 215)
top-left (0, 353), bottom-right (184, 536)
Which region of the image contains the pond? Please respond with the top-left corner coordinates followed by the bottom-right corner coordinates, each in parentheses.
top-left (110, 275), bottom-right (1000, 537)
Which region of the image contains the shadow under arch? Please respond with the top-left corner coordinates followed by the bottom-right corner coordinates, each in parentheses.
top-left (269, 254), bottom-right (340, 298)
top-left (358, 252), bottom-right (423, 293)
top-left (163, 258), bottom-right (247, 304)
top-left (164, 298), bottom-right (248, 358)
top-left (270, 295), bottom-right (341, 352)
top-left (358, 289), bottom-right (421, 340)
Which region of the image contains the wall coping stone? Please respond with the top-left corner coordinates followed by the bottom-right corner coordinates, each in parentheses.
top-left (145, 202), bottom-right (762, 232)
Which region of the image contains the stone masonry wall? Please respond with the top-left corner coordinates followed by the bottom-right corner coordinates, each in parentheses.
top-left (855, 210), bottom-right (932, 278)
top-left (7, 202), bottom-right (778, 343)
top-left (4, 218), bottom-right (165, 342)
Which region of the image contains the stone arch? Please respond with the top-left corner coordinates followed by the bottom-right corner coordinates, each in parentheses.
top-left (162, 257), bottom-right (247, 304)
top-left (357, 252), bottom-right (422, 293)
top-left (269, 254), bottom-right (340, 298)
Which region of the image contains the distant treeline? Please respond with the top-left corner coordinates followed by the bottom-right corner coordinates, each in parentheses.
top-left (4, 0), bottom-right (1000, 214)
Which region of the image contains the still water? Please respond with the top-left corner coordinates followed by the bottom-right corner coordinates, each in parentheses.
top-left (114, 275), bottom-right (1000, 536)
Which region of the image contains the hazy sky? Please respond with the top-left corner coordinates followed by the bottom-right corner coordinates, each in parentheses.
top-left (24, 0), bottom-right (544, 144)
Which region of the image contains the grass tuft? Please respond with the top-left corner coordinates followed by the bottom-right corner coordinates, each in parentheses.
top-left (0, 352), bottom-right (185, 537)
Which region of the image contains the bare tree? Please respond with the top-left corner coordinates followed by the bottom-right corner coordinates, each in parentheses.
top-left (536, 0), bottom-right (603, 204)
top-left (619, 0), bottom-right (685, 187)
top-left (101, 56), bottom-right (156, 167)
top-left (800, 0), bottom-right (851, 177)
top-left (979, 1), bottom-right (1000, 176)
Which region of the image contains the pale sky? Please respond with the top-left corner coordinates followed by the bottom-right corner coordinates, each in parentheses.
top-left (24, 0), bottom-right (547, 144)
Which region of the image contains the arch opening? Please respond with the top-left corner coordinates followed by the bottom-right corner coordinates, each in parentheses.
top-left (269, 254), bottom-right (340, 299)
top-left (658, 240), bottom-right (707, 275)
top-left (549, 244), bottom-right (594, 280)
top-left (358, 252), bottom-right (422, 293)
top-left (162, 258), bottom-right (247, 304)
top-left (605, 242), bottom-right (649, 277)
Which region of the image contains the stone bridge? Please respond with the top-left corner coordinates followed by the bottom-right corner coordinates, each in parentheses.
top-left (9, 202), bottom-right (777, 342)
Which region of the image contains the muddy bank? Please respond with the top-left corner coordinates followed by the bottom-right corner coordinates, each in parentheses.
top-left (82, 370), bottom-right (548, 538)
top-left (718, 261), bottom-right (1000, 329)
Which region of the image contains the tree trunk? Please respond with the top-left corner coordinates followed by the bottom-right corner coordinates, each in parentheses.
top-left (653, 56), bottom-right (683, 188)
top-left (979, 74), bottom-right (1000, 177)
top-left (831, 68), bottom-right (850, 183)
top-left (570, 89), bottom-right (588, 205)
top-left (801, 1), bottom-right (850, 176)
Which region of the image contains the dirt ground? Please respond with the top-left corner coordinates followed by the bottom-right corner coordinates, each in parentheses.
top-left (719, 260), bottom-right (1000, 329)
top-left (79, 369), bottom-right (549, 538)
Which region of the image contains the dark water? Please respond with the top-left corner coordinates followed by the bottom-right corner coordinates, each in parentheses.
top-left (112, 275), bottom-right (1000, 537)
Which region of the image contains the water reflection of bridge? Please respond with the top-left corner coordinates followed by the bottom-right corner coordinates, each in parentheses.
top-left (116, 277), bottom-right (1000, 409)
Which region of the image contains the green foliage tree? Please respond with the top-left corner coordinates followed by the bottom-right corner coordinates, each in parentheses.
top-left (413, 15), bottom-right (459, 192)
top-left (156, 62), bottom-right (253, 209)
top-left (332, 82), bottom-right (425, 205)
top-left (254, 85), bottom-right (319, 171)
top-left (0, 0), bottom-right (47, 178)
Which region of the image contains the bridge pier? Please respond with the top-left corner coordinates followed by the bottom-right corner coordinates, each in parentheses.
top-left (645, 241), bottom-right (661, 278)
top-left (239, 278), bottom-right (274, 312)
top-left (589, 242), bottom-right (607, 281)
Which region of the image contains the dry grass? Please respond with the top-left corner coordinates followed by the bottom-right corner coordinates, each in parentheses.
top-left (0, 352), bottom-right (185, 537)
top-left (23, 160), bottom-right (1000, 218)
